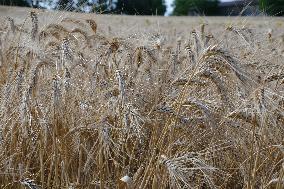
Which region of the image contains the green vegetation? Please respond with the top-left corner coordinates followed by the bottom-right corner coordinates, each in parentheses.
top-left (115, 0), bottom-right (166, 15)
top-left (0, 0), bottom-right (30, 7)
top-left (259, 0), bottom-right (284, 16)
top-left (173, 0), bottom-right (219, 16)
top-left (0, 0), bottom-right (166, 15)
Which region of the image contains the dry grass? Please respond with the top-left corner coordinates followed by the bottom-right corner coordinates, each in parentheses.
top-left (0, 7), bottom-right (283, 189)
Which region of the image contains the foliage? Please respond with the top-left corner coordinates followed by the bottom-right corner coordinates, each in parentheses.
top-left (115, 0), bottom-right (166, 15)
top-left (57, 0), bottom-right (73, 10)
top-left (0, 0), bottom-right (30, 7)
top-left (173, 0), bottom-right (219, 16)
top-left (29, 0), bottom-right (113, 12)
top-left (90, 0), bottom-right (114, 14)
top-left (259, 0), bottom-right (284, 16)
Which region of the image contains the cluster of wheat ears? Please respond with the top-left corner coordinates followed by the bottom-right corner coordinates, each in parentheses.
top-left (0, 9), bottom-right (283, 189)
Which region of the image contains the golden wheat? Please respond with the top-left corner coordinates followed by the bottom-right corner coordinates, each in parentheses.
top-left (0, 8), bottom-right (283, 189)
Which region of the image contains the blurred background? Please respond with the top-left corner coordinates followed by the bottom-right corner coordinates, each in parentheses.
top-left (0, 0), bottom-right (283, 16)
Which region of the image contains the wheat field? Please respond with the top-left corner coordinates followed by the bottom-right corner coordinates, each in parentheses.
top-left (0, 6), bottom-right (283, 189)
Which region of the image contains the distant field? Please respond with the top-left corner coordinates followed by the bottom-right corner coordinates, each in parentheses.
top-left (1, 6), bottom-right (283, 36)
top-left (0, 6), bottom-right (283, 189)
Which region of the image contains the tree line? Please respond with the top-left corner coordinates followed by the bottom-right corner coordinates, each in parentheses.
top-left (0, 0), bottom-right (166, 15)
top-left (172, 0), bottom-right (284, 16)
top-left (1, 0), bottom-right (284, 16)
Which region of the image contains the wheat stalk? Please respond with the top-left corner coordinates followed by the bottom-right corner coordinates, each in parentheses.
top-left (30, 11), bottom-right (38, 40)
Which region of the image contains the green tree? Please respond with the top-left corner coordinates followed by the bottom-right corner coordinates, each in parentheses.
top-left (39, 0), bottom-right (113, 13)
top-left (115, 0), bottom-right (166, 15)
top-left (259, 0), bottom-right (284, 16)
top-left (90, 0), bottom-right (114, 13)
top-left (0, 0), bottom-right (30, 7)
top-left (173, 0), bottom-right (219, 16)
top-left (26, 0), bottom-right (112, 12)
top-left (57, 0), bottom-right (73, 10)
